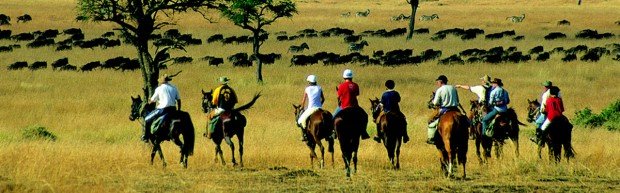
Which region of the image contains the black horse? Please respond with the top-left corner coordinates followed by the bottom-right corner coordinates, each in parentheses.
top-left (527, 99), bottom-right (575, 162)
top-left (369, 98), bottom-right (405, 169)
top-left (470, 100), bottom-right (524, 163)
top-left (334, 106), bottom-right (368, 177)
top-left (201, 90), bottom-right (260, 167)
top-left (129, 95), bottom-right (195, 168)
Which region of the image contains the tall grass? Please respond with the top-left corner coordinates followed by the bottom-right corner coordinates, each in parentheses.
top-left (0, 0), bottom-right (619, 192)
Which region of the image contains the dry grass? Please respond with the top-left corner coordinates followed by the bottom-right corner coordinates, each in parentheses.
top-left (1, 0), bottom-right (620, 192)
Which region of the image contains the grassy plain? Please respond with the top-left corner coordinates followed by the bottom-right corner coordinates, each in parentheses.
top-left (0, 0), bottom-right (619, 192)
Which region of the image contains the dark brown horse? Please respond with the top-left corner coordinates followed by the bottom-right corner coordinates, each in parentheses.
top-left (334, 106), bottom-right (368, 178)
top-left (527, 99), bottom-right (575, 162)
top-left (428, 92), bottom-right (469, 178)
top-left (201, 90), bottom-right (260, 167)
top-left (469, 100), bottom-right (524, 162)
top-left (129, 95), bottom-right (195, 168)
top-left (293, 105), bottom-right (335, 168)
top-left (369, 98), bottom-right (405, 169)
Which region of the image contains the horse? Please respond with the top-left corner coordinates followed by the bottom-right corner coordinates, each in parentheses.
top-left (293, 105), bottom-right (335, 168)
top-left (526, 99), bottom-right (575, 162)
top-left (129, 95), bottom-right (195, 168)
top-left (334, 106), bottom-right (368, 178)
top-left (201, 89), bottom-right (260, 167)
top-left (369, 98), bottom-right (405, 169)
top-left (470, 100), bottom-right (524, 162)
top-left (427, 92), bottom-right (469, 178)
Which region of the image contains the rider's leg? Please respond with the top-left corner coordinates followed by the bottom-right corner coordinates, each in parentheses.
top-left (482, 108), bottom-right (498, 137)
top-left (143, 109), bottom-right (163, 142)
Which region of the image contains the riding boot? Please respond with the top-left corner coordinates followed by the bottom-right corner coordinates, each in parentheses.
top-left (530, 128), bottom-right (542, 145)
top-left (301, 128), bottom-right (308, 141)
top-left (142, 123), bottom-right (151, 143)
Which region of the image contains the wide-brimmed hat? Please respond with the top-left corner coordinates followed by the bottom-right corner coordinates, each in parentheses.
top-left (491, 78), bottom-right (503, 86)
top-left (436, 75), bottom-right (448, 83)
top-left (306, 75), bottom-right (317, 83)
top-left (480, 74), bottom-right (491, 83)
top-left (342, 69), bottom-right (353, 79)
top-left (158, 74), bottom-right (172, 84)
top-left (542, 80), bottom-right (552, 87)
top-left (218, 76), bottom-right (230, 84)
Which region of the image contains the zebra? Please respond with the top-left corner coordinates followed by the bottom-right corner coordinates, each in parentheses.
top-left (349, 40), bottom-right (369, 52)
top-left (391, 14), bottom-right (411, 21)
top-left (341, 12), bottom-right (351, 17)
top-left (506, 14), bottom-right (525, 23)
top-left (419, 14), bottom-right (439, 21)
top-left (356, 9), bottom-right (370, 17)
top-left (288, 42), bottom-right (309, 53)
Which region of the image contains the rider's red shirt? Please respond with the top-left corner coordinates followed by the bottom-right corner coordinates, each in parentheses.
top-left (545, 97), bottom-right (564, 121)
top-left (337, 81), bottom-right (359, 109)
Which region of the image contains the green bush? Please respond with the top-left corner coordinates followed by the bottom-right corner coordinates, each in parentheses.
top-left (574, 99), bottom-right (620, 131)
top-left (22, 125), bottom-right (57, 141)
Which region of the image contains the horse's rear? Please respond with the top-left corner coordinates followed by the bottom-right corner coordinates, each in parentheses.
top-left (379, 112), bottom-right (405, 169)
top-left (306, 109), bottom-right (335, 168)
top-left (435, 110), bottom-right (469, 178)
top-left (334, 107), bottom-right (368, 177)
top-left (546, 116), bottom-right (575, 162)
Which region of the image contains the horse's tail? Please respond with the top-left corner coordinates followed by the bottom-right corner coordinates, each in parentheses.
top-left (508, 108), bottom-right (526, 126)
top-left (180, 111), bottom-right (195, 156)
top-left (233, 92), bottom-right (261, 112)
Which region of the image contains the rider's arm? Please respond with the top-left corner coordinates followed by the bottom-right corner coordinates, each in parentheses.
top-left (320, 90), bottom-right (325, 104)
top-left (455, 85), bottom-right (471, 90)
top-left (300, 93), bottom-right (308, 109)
top-left (177, 99), bottom-right (182, 111)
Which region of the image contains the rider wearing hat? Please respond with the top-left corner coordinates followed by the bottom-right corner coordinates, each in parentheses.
top-left (206, 76), bottom-right (238, 139)
top-left (531, 80), bottom-right (562, 144)
top-left (427, 75), bottom-right (460, 144)
top-left (335, 69), bottom-right (371, 140)
top-left (142, 74), bottom-right (181, 142)
top-left (481, 78), bottom-right (510, 137)
top-left (455, 74), bottom-right (492, 104)
top-left (297, 74), bottom-right (325, 141)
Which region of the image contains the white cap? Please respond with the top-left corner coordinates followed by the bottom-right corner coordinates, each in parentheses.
top-left (342, 69), bottom-right (353, 78)
top-left (306, 75), bottom-right (317, 83)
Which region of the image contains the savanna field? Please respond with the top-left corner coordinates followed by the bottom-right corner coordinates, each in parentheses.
top-left (1, 0), bottom-right (619, 192)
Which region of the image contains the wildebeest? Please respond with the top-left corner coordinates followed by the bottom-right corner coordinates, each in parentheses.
top-left (343, 35), bottom-right (362, 43)
top-left (0, 46), bottom-right (13, 52)
top-left (529, 46), bottom-right (544, 54)
top-left (51, 58), bottom-right (69, 70)
top-left (557, 20), bottom-right (570, 26)
top-left (562, 54), bottom-right (577, 62)
top-left (202, 56), bottom-right (224, 66)
top-left (207, 34), bottom-right (224, 43)
top-left (173, 56), bottom-right (193, 64)
top-left (438, 55), bottom-right (464, 65)
top-left (0, 14), bottom-right (10, 25)
top-left (535, 52), bottom-right (550, 61)
top-left (17, 14), bottom-right (32, 23)
top-left (29, 61), bottom-right (47, 70)
top-left (544, 32), bottom-right (567, 40)
top-left (0, 29), bottom-right (11, 39)
top-left (7, 61), bottom-right (28, 70)
top-left (512, 36), bottom-right (525, 41)
top-left (289, 43), bottom-right (309, 53)
top-left (290, 55), bottom-right (318, 66)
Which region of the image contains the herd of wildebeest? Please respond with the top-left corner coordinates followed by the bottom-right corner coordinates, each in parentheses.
top-left (1, 12), bottom-right (619, 72)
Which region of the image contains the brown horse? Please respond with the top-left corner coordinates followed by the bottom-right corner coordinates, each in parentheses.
top-left (369, 98), bottom-right (405, 169)
top-left (428, 92), bottom-right (469, 178)
top-left (470, 100), bottom-right (524, 162)
top-left (129, 96), bottom-right (195, 168)
top-left (293, 105), bottom-right (335, 168)
top-left (201, 90), bottom-right (260, 167)
top-left (526, 99), bottom-right (575, 162)
top-left (334, 106), bottom-right (368, 178)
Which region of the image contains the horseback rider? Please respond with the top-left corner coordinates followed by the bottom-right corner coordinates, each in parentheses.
top-left (481, 78), bottom-right (510, 137)
top-left (206, 76), bottom-right (238, 139)
top-left (531, 80), bottom-right (562, 144)
top-left (334, 69), bottom-right (371, 140)
top-left (540, 87), bottom-right (564, 135)
top-left (142, 74), bottom-right (181, 142)
top-left (297, 75), bottom-right (325, 141)
top-left (373, 80), bottom-right (410, 143)
top-left (455, 74), bottom-right (492, 104)
top-left (427, 75), bottom-right (460, 144)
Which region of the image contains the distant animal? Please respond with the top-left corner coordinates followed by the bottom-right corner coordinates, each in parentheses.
top-left (201, 90), bottom-right (261, 167)
top-left (557, 20), bottom-right (570, 26)
top-left (356, 9), bottom-right (370, 17)
top-left (0, 14), bottom-right (10, 25)
top-left (544, 32), bottom-right (567, 40)
top-left (29, 61), bottom-right (47, 71)
top-left (506, 14), bottom-right (525, 23)
top-left (348, 40), bottom-right (369, 52)
top-left (17, 14), bottom-right (32, 23)
top-left (7, 61), bottom-right (28, 70)
top-left (341, 12), bottom-right (351, 17)
top-left (129, 96), bottom-right (195, 168)
top-left (51, 58), bottom-right (69, 70)
top-left (293, 105), bottom-right (335, 168)
top-left (420, 14), bottom-right (439, 21)
top-left (288, 43), bottom-right (309, 53)
top-left (614, 21), bottom-right (620, 26)
top-left (391, 14), bottom-right (410, 21)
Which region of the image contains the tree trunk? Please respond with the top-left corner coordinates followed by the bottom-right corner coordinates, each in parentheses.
top-left (136, 40), bottom-right (157, 99)
top-left (253, 30), bottom-right (263, 83)
top-left (578, 0), bottom-right (582, 5)
top-left (406, 0), bottom-right (419, 40)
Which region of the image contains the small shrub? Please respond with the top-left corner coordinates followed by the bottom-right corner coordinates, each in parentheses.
top-left (22, 125), bottom-right (57, 141)
top-left (574, 99), bottom-right (620, 131)
top-left (573, 107), bottom-right (604, 128)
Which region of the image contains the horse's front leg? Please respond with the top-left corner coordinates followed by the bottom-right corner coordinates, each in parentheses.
top-left (154, 142), bottom-right (167, 168)
top-left (316, 140), bottom-right (325, 169)
top-left (352, 151), bottom-right (358, 174)
top-left (214, 144), bottom-right (225, 165)
top-left (238, 134), bottom-right (244, 168)
top-left (224, 136), bottom-right (236, 166)
top-left (395, 140), bottom-right (401, 169)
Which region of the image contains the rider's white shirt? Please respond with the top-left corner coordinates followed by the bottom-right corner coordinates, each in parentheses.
top-left (151, 83), bottom-right (180, 109)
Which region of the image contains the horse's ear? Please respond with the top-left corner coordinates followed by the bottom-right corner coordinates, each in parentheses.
top-left (137, 95), bottom-right (141, 100)
top-left (202, 89), bottom-right (206, 95)
top-left (527, 99), bottom-right (531, 103)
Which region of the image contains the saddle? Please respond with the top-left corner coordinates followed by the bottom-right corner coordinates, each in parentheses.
top-left (151, 111), bottom-right (180, 138)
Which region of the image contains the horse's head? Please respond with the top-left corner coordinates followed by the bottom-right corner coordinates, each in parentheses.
top-left (369, 97), bottom-right (381, 119)
top-left (427, 92), bottom-right (437, 109)
top-left (201, 89), bottom-right (214, 113)
top-left (526, 99), bottom-right (541, 123)
top-left (129, 95), bottom-right (143, 121)
top-left (293, 104), bottom-right (303, 119)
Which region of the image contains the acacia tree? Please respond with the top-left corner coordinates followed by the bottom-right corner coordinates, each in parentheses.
top-left (218, 0), bottom-right (296, 83)
top-left (406, 0), bottom-right (419, 40)
top-left (77, 0), bottom-right (216, 98)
